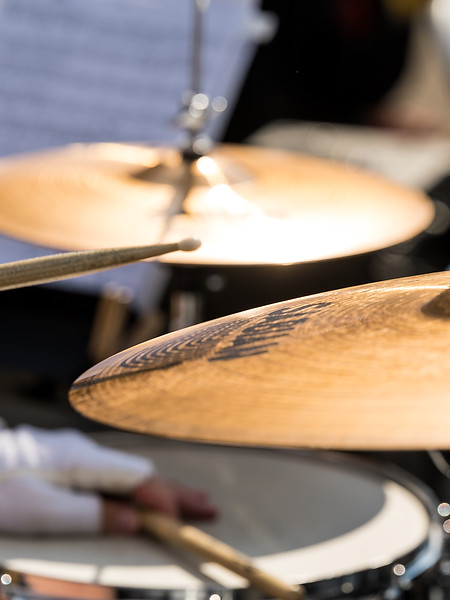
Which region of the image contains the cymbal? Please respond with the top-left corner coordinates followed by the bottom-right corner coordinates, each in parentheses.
top-left (71, 271), bottom-right (450, 450)
top-left (0, 142), bottom-right (433, 265)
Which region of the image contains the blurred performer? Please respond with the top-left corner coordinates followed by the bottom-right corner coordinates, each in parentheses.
top-left (224, 0), bottom-right (430, 142)
top-left (0, 425), bottom-right (217, 535)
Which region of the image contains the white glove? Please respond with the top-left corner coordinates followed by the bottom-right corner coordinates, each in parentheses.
top-left (0, 425), bottom-right (154, 535)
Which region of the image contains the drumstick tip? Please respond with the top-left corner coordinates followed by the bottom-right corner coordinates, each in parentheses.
top-left (178, 237), bottom-right (201, 252)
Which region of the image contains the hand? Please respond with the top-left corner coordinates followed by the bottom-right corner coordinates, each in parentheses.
top-left (0, 425), bottom-right (218, 535)
top-left (103, 476), bottom-right (218, 533)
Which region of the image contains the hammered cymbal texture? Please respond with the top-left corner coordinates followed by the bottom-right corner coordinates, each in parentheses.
top-left (71, 271), bottom-right (450, 450)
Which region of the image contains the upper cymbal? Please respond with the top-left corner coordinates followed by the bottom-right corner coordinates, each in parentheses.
top-left (70, 271), bottom-right (450, 450)
top-left (0, 142), bottom-right (433, 265)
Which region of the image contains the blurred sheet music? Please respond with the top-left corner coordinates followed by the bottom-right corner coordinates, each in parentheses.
top-left (0, 0), bottom-right (263, 157)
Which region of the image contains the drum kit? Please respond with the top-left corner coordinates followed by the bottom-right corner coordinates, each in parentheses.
top-left (0, 139), bottom-right (447, 599)
top-left (0, 1), bottom-right (449, 599)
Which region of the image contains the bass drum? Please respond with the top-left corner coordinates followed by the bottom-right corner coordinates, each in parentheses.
top-left (0, 436), bottom-right (443, 600)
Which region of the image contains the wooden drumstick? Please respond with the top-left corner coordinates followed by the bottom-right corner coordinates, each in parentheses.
top-left (0, 237), bottom-right (201, 291)
top-left (141, 511), bottom-right (305, 600)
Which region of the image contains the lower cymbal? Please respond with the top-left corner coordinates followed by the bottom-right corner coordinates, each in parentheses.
top-left (71, 271), bottom-right (450, 450)
top-left (0, 142), bottom-right (433, 265)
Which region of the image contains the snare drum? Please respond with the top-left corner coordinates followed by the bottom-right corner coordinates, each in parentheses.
top-left (0, 437), bottom-right (443, 600)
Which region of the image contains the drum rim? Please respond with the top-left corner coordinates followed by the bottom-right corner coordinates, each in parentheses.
top-left (0, 445), bottom-right (444, 600)
top-left (289, 449), bottom-right (444, 598)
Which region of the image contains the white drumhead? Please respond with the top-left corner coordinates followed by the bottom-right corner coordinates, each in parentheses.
top-left (0, 436), bottom-right (433, 591)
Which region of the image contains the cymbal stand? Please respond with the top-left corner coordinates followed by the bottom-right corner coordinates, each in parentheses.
top-left (139, 1), bottom-right (266, 332)
top-left (132, 0), bottom-right (228, 332)
top-left (163, 0), bottom-right (228, 331)
top-left (163, 1), bottom-right (275, 332)
top-left (174, 0), bottom-right (228, 156)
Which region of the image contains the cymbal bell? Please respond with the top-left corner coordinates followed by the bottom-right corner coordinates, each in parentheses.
top-left (70, 271), bottom-right (450, 450)
top-left (0, 142), bottom-right (433, 265)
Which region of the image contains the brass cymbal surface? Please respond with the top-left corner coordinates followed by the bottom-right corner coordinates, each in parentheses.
top-left (71, 271), bottom-right (450, 450)
top-left (0, 142), bottom-right (434, 265)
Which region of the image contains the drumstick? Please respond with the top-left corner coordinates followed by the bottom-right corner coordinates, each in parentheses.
top-left (0, 237), bottom-right (201, 291)
top-left (141, 511), bottom-right (305, 600)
